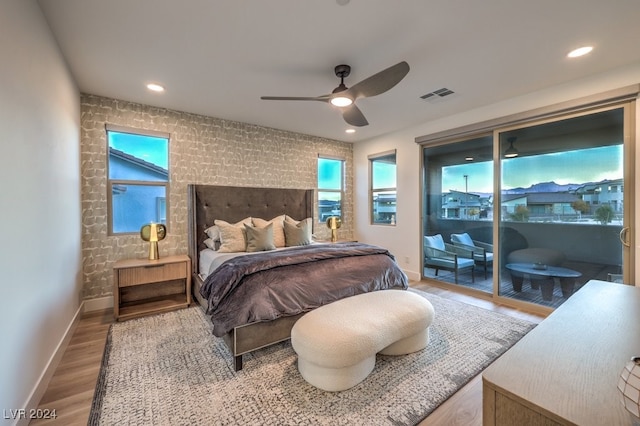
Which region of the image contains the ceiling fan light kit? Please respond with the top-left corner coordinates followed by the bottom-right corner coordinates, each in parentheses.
top-left (261, 61), bottom-right (409, 127)
top-left (330, 97), bottom-right (353, 107)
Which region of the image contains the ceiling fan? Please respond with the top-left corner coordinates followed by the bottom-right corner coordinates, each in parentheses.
top-left (260, 61), bottom-right (410, 127)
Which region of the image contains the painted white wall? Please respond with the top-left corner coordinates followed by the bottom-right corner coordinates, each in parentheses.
top-left (0, 0), bottom-right (81, 421)
top-left (354, 62), bottom-right (640, 283)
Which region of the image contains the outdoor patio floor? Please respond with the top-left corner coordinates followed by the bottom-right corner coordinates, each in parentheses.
top-left (423, 260), bottom-right (620, 309)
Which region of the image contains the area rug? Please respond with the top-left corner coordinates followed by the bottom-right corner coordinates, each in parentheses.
top-left (89, 289), bottom-right (535, 425)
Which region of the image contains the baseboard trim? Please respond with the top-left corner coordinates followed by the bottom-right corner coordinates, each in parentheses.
top-left (83, 295), bottom-right (114, 312)
top-left (403, 269), bottom-right (421, 282)
top-left (16, 302), bottom-right (84, 426)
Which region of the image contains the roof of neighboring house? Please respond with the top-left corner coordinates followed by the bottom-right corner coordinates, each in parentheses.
top-left (109, 147), bottom-right (168, 177)
top-left (446, 190), bottom-right (481, 199)
top-left (501, 194), bottom-right (528, 203)
top-left (525, 192), bottom-right (581, 204)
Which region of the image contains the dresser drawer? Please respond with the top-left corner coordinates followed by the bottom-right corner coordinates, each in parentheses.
top-left (117, 262), bottom-right (186, 287)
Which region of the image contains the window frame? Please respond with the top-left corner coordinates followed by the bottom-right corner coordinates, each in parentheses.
top-left (369, 149), bottom-right (397, 226)
top-left (317, 155), bottom-right (345, 224)
top-left (106, 124), bottom-right (170, 236)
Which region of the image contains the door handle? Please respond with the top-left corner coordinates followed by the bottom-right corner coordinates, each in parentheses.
top-left (619, 227), bottom-right (630, 247)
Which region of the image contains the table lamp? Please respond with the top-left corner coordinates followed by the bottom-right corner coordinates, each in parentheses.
top-left (140, 222), bottom-right (167, 260)
top-left (326, 216), bottom-right (342, 243)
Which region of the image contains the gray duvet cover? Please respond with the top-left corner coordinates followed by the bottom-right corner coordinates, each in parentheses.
top-left (200, 242), bottom-right (408, 337)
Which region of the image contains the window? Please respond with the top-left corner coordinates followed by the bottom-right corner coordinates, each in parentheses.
top-left (370, 150), bottom-right (397, 225)
top-left (317, 156), bottom-right (344, 222)
top-left (106, 125), bottom-right (169, 234)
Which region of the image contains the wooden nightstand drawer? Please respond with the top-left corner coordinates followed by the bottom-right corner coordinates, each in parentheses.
top-left (117, 262), bottom-right (186, 287)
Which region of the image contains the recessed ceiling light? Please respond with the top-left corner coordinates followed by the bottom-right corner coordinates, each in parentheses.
top-left (465, 156), bottom-right (474, 161)
top-left (345, 129), bottom-right (356, 134)
top-left (567, 46), bottom-right (593, 58)
top-left (146, 83), bottom-right (165, 92)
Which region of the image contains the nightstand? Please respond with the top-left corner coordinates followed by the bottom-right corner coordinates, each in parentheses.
top-left (113, 254), bottom-right (191, 321)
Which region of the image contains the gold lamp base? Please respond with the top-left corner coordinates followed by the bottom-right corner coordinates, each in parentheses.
top-left (326, 216), bottom-right (342, 243)
top-left (148, 241), bottom-right (159, 260)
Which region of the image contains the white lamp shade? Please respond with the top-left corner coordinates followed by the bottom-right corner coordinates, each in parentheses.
top-left (619, 356), bottom-right (640, 419)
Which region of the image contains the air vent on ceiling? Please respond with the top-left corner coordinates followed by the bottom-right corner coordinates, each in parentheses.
top-left (420, 87), bottom-right (455, 101)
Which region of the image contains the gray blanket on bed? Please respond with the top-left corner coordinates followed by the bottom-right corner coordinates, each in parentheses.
top-left (200, 242), bottom-right (408, 337)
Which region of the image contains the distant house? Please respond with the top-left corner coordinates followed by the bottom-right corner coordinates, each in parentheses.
top-left (524, 192), bottom-right (581, 217)
top-left (372, 192), bottom-right (396, 223)
top-left (500, 194), bottom-right (528, 218)
top-left (572, 178), bottom-right (624, 213)
top-left (441, 190), bottom-right (483, 219)
top-left (109, 148), bottom-right (168, 233)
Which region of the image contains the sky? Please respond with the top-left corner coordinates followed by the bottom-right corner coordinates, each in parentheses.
top-left (442, 145), bottom-right (623, 193)
top-left (108, 131), bottom-right (168, 169)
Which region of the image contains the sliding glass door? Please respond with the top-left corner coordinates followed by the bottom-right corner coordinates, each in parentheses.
top-left (422, 102), bottom-right (634, 309)
top-left (497, 106), bottom-right (629, 308)
top-left (423, 135), bottom-right (494, 294)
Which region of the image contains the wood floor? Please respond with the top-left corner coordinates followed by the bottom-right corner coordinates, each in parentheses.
top-left (32, 281), bottom-right (544, 425)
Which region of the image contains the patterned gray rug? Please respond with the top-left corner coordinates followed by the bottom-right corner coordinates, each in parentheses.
top-left (89, 289), bottom-right (535, 425)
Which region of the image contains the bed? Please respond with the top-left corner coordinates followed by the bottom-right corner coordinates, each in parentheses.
top-left (187, 184), bottom-right (408, 370)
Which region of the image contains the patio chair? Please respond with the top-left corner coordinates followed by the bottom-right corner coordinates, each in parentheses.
top-left (451, 233), bottom-right (494, 279)
top-left (424, 234), bottom-right (475, 283)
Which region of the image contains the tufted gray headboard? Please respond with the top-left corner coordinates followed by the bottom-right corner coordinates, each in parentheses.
top-left (187, 184), bottom-right (314, 277)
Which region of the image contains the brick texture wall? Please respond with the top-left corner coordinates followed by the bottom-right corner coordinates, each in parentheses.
top-left (81, 94), bottom-right (353, 299)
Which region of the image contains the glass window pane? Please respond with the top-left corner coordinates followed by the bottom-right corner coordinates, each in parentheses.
top-left (111, 184), bottom-right (167, 233)
top-left (318, 191), bottom-right (341, 221)
top-left (372, 154), bottom-right (396, 189)
top-left (370, 152), bottom-right (397, 225)
top-left (372, 190), bottom-right (396, 224)
top-left (498, 108), bottom-right (624, 308)
top-left (318, 158), bottom-right (342, 190)
top-left (108, 131), bottom-right (168, 181)
top-left (422, 135), bottom-right (493, 292)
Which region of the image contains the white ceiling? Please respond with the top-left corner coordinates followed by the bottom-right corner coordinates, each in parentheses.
top-left (37, 0), bottom-right (640, 143)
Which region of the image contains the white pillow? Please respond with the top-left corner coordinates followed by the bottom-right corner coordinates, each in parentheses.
top-left (203, 238), bottom-right (216, 250)
top-left (252, 215), bottom-right (286, 247)
top-left (204, 225), bottom-right (220, 241)
top-left (214, 217), bottom-right (252, 253)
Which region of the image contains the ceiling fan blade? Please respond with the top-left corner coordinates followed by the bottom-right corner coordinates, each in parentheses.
top-left (342, 104), bottom-right (369, 127)
top-left (346, 61), bottom-right (410, 100)
top-left (260, 95), bottom-right (330, 102)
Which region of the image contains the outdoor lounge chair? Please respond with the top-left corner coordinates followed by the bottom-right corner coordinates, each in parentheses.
top-left (424, 234), bottom-right (475, 283)
top-left (451, 232), bottom-right (494, 279)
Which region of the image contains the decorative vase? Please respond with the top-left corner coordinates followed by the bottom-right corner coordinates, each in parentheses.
top-left (618, 356), bottom-right (640, 423)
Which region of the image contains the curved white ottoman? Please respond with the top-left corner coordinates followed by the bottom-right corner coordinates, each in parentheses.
top-left (290, 290), bottom-right (435, 392)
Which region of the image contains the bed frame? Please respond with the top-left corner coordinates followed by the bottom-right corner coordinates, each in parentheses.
top-left (187, 184), bottom-right (314, 371)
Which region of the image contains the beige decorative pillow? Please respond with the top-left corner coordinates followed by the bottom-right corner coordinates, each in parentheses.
top-left (283, 218), bottom-right (312, 246)
top-left (214, 217), bottom-right (252, 253)
top-left (253, 215), bottom-right (286, 247)
top-left (244, 223), bottom-right (276, 252)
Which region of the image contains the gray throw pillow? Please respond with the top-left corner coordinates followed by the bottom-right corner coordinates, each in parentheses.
top-left (244, 223), bottom-right (276, 252)
top-left (283, 218), bottom-right (312, 246)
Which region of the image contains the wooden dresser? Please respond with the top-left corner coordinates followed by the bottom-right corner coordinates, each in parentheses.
top-left (483, 280), bottom-right (640, 425)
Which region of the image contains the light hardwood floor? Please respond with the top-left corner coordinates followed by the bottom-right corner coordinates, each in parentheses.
top-left (32, 281), bottom-right (544, 425)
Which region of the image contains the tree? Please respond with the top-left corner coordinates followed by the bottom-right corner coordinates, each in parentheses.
top-left (510, 205), bottom-right (529, 222)
top-left (571, 200), bottom-right (589, 219)
top-left (595, 204), bottom-right (615, 224)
